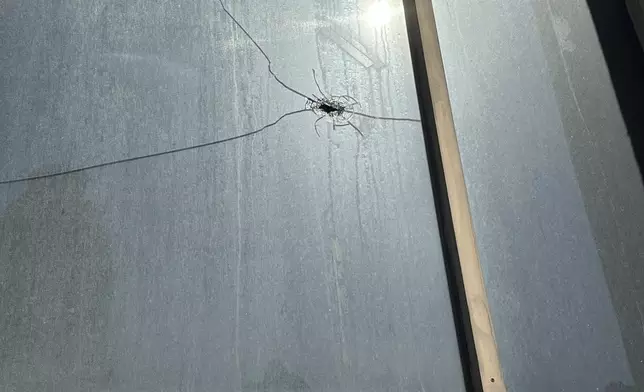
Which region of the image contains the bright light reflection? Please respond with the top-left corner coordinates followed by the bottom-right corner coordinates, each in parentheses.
top-left (367, 1), bottom-right (392, 27)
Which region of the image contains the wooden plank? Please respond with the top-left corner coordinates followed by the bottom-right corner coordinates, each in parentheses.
top-left (627, 0), bottom-right (644, 49)
top-left (409, 1), bottom-right (507, 391)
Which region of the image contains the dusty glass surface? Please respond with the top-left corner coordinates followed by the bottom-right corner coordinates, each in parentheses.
top-left (0, 0), bottom-right (465, 391)
top-left (432, 0), bottom-right (644, 390)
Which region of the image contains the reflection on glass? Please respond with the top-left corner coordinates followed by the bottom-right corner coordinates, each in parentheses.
top-left (366, 1), bottom-right (392, 27)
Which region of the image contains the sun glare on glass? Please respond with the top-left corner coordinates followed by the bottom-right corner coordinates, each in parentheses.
top-left (367, 1), bottom-right (392, 27)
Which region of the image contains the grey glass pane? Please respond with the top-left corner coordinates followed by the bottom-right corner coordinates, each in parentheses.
top-left (432, 0), bottom-right (644, 391)
top-left (0, 1), bottom-right (465, 391)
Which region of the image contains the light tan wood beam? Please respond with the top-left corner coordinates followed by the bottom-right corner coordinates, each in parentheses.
top-left (410, 1), bottom-right (507, 390)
